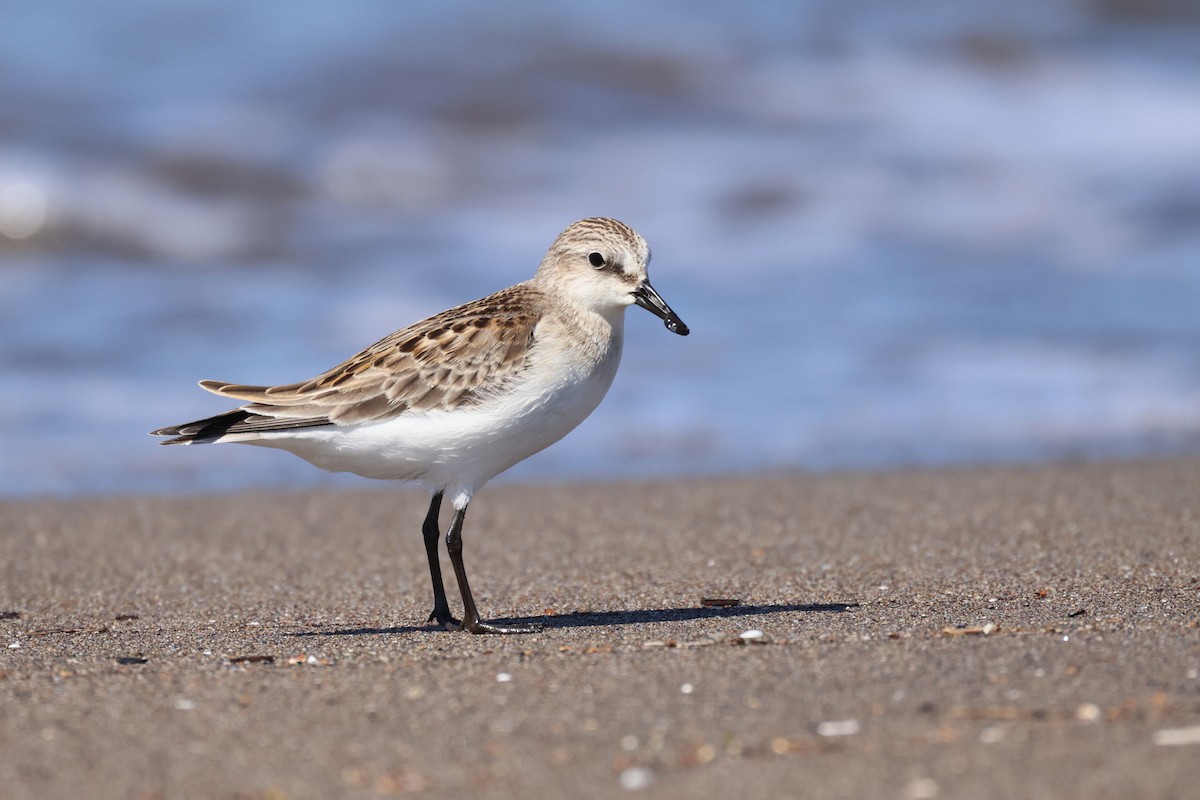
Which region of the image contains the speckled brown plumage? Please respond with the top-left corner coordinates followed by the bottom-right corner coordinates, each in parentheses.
top-left (198, 284), bottom-right (543, 427)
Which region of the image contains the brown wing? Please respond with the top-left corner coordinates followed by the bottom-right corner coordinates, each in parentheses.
top-left (200, 284), bottom-right (541, 426)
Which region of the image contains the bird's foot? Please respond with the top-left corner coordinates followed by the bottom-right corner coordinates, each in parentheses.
top-left (427, 608), bottom-right (463, 632)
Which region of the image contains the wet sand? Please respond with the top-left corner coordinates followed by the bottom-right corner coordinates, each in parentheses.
top-left (2, 460), bottom-right (1198, 799)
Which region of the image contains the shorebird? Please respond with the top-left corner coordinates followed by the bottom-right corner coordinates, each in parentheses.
top-left (151, 217), bottom-right (689, 633)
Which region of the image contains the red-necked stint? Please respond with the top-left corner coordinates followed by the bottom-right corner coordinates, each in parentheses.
top-left (152, 217), bottom-right (689, 634)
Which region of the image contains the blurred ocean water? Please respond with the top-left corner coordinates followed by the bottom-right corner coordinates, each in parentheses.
top-left (2, 1), bottom-right (1199, 495)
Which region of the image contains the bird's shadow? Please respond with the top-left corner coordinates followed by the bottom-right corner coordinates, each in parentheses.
top-left (289, 602), bottom-right (858, 638)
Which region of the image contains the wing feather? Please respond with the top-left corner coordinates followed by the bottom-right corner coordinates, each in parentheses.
top-left (195, 283), bottom-right (542, 428)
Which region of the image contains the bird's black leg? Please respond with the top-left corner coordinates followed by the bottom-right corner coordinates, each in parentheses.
top-left (422, 491), bottom-right (461, 631)
top-left (445, 503), bottom-right (541, 635)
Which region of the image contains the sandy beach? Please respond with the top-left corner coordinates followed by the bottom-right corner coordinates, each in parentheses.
top-left (2, 459), bottom-right (1198, 798)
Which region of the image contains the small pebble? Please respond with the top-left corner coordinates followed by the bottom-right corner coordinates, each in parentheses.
top-left (618, 766), bottom-right (655, 791)
top-left (739, 629), bottom-right (764, 641)
top-left (979, 726), bottom-right (1004, 743)
top-left (496, 672), bottom-right (512, 683)
top-left (1075, 703), bottom-right (1102, 723)
top-left (903, 777), bottom-right (940, 800)
top-left (680, 683), bottom-right (694, 694)
top-left (174, 699), bottom-right (196, 711)
top-left (7, 642), bottom-right (19, 649)
top-left (816, 719), bottom-right (860, 737)
top-left (1153, 725), bottom-right (1200, 746)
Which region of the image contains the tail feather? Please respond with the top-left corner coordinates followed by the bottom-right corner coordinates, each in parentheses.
top-left (150, 408), bottom-right (333, 444)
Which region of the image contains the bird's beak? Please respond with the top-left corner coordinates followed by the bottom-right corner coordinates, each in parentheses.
top-left (633, 280), bottom-right (689, 336)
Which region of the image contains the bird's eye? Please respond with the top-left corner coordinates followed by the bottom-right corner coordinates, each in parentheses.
top-left (588, 252), bottom-right (606, 269)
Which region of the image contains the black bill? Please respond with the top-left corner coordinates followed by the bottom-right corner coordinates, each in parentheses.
top-left (632, 280), bottom-right (690, 336)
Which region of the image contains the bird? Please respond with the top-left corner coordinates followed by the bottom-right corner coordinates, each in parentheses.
top-left (151, 217), bottom-right (689, 634)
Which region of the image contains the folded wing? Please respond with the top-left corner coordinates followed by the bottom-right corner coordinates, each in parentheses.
top-left (151, 284), bottom-right (541, 444)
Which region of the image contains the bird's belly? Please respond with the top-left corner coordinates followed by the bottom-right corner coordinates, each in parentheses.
top-left (248, 353), bottom-right (619, 491)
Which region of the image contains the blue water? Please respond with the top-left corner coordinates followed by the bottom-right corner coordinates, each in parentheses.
top-left (2, 2), bottom-right (1199, 495)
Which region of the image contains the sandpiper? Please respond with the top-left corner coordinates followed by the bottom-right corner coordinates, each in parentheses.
top-left (152, 217), bottom-right (689, 633)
